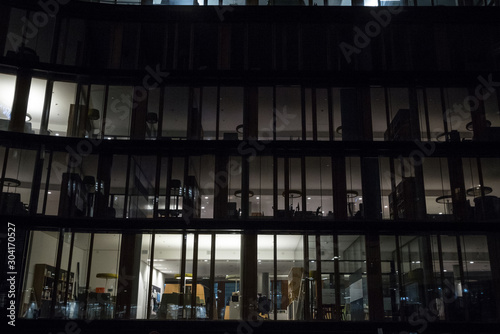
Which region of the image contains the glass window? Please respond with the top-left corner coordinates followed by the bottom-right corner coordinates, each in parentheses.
top-left (87, 85), bottom-right (106, 139)
top-left (105, 155), bottom-right (126, 218)
top-left (257, 235), bottom-right (274, 319)
top-left (316, 88), bottom-right (330, 141)
top-left (276, 86), bottom-right (301, 140)
top-left (379, 236), bottom-right (400, 320)
top-left (215, 234), bottom-right (241, 320)
top-left (277, 234), bottom-right (304, 320)
top-left (258, 87), bottom-right (274, 140)
top-left (162, 86), bottom-right (188, 139)
top-left (104, 86), bottom-right (133, 139)
top-left (227, 156), bottom-right (242, 217)
top-left (4, 8), bottom-right (26, 57)
top-left (193, 234), bottom-right (212, 319)
top-left (306, 157), bottom-right (333, 218)
top-left (0, 73), bottom-right (17, 131)
top-left (25, 78), bottom-right (46, 134)
top-left (319, 236), bottom-right (336, 320)
top-left (249, 156), bottom-right (274, 218)
top-left (378, 157), bottom-right (392, 219)
top-left (460, 235), bottom-right (496, 322)
top-left (201, 87), bottom-right (217, 140)
top-left (346, 157), bottom-right (362, 219)
top-left (87, 233), bottom-right (121, 319)
top-left (338, 235), bottom-right (367, 321)
top-left (332, 88), bottom-right (343, 140)
top-left (153, 234), bottom-right (183, 319)
top-left (127, 156), bottom-right (156, 219)
top-left (443, 87), bottom-right (471, 140)
top-left (219, 87), bottom-right (243, 140)
top-left (57, 18), bottom-right (86, 66)
top-left (484, 88), bottom-right (500, 128)
top-left (47, 81), bottom-right (77, 137)
top-left (20, 230), bottom-right (60, 319)
top-left (423, 158), bottom-right (451, 218)
top-left (0, 148), bottom-right (36, 215)
top-left (197, 155), bottom-right (215, 219)
top-left (371, 87), bottom-right (386, 141)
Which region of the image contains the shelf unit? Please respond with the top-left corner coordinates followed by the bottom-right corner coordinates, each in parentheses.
top-left (33, 264), bottom-right (74, 317)
top-left (389, 177), bottom-right (420, 220)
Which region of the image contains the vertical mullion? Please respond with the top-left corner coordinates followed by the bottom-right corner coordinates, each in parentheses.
top-left (423, 88), bottom-right (432, 141)
top-left (153, 155), bottom-right (161, 218)
top-left (315, 235), bottom-right (323, 320)
top-left (303, 234), bottom-right (310, 320)
top-left (209, 233), bottom-right (216, 320)
top-left (395, 236), bottom-right (405, 321)
top-left (273, 234), bottom-right (278, 320)
top-left (146, 233), bottom-right (156, 319)
top-left (273, 85), bottom-right (277, 141)
top-left (40, 80), bottom-right (54, 135)
top-left (180, 232), bottom-right (188, 317)
top-left (41, 151), bottom-right (53, 215)
top-left (312, 88), bottom-right (318, 141)
top-left (333, 234), bottom-right (341, 321)
top-left (50, 229), bottom-right (65, 318)
top-left (436, 235), bottom-right (447, 320)
top-left (440, 87), bottom-right (449, 140)
top-left (191, 233), bottom-right (199, 319)
top-left (301, 157), bottom-right (306, 213)
top-left (456, 235), bottom-right (470, 321)
top-left (273, 155), bottom-right (278, 218)
top-left (165, 157), bottom-right (173, 217)
top-left (284, 157), bottom-right (290, 215)
top-left (301, 86), bottom-right (306, 140)
top-left (100, 85), bottom-right (110, 139)
top-left (216, 85), bottom-right (220, 140)
top-left (328, 88), bottom-right (334, 142)
top-left (83, 232), bottom-right (95, 320)
top-left (157, 86), bottom-right (165, 138)
top-left (63, 232), bottom-right (75, 308)
top-left (122, 155), bottom-right (132, 218)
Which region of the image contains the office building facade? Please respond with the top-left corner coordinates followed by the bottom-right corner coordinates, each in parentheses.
top-left (1, 0), bottom-right (500, 333)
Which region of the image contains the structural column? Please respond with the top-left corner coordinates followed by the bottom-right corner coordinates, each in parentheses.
top-left (115, 234), bottom-right (142, 319)
top-left (8, 69), bottom-right (32, 133)
top-left (240, 232), bottom-right (258, 320)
